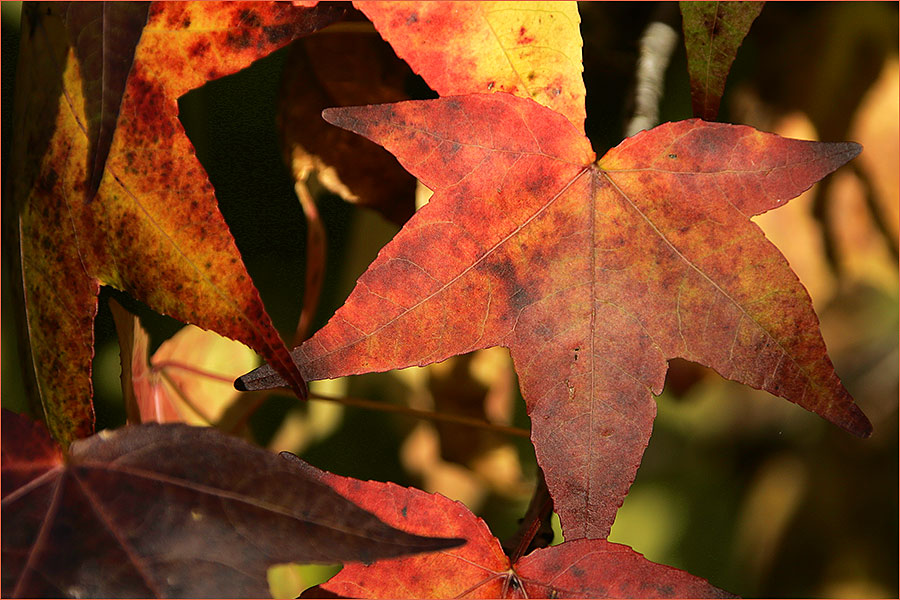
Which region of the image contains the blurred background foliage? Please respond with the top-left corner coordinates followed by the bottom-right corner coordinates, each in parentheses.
top-left (2, 2), bottom-right (898, 598)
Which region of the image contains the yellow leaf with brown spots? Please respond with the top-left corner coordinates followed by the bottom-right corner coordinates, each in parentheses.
top-left (6, 2), bottom-right (344, 444)
top-left (357, 1), bottom-right (587, 133)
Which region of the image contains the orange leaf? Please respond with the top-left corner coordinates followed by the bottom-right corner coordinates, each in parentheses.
top-left (357, 1), bottom-right (587, 133)
top-left (7, 2), bottom-right (345, 443)
top-left (239, 94), bottom-right (870, 541)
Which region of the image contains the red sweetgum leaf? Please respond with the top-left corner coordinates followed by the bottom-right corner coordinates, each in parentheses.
top-left (357, 1), bottom-right (587, 133)
top-left (239, 94), bottom-right (871, 541)
top-left (305, 465), bottom-right (732, 598)
top-left (59, 1), bottom-right (151, 195)
top-left (680, 1), bottom-right (765, 121)
top-left (6, 2), bottom-right (346, 444)
top-left (514, 540), bottom-right (736, 599)
top-left (0, 410), bottom-right (463, 598)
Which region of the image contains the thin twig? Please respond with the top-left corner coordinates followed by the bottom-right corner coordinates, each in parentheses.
top-left (293, 178), bottom-right (326, 345)
top-left (317, 21), bottom-right (378, 35)
top-left (307, 391), bottom-right (531, 438)
top-left (158, 361), bottom-right (532, 438)
top-left (219, 391), bottom-right (270, 435)
top-left (151, 361), bottom-right (235, 384)
top-left (503, 468), bottom-right (555, 560)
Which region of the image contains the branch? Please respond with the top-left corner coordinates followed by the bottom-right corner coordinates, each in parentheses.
top-left (625, 4), bottom-right (681, 137)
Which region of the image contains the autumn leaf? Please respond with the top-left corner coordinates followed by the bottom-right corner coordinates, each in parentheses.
top-left (299, 465), bottom-right (733, 598)
top-left (6, 2), bottom-right (346, 444)
top-left (680, 1), bottom-right (765, 121)
top-left (239, 94), bottom-right (871, 541)
top-left (0, 410), bottom-right (463, 598)
top-left (109, 299), bottom-right (259, 425)
top-left (59, 1), bottom-right (151, 195)
top-left (357, 1), bottom-right (586, 132)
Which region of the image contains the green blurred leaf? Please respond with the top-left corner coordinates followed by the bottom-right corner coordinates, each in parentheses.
top-left (680, 1), bottom-right (764, 120)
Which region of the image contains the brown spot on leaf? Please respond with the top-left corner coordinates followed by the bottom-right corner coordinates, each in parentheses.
top-left (163, 3), bottom-right (188, 29)
top-left (236, 8), bottom-right (262, 28)
top-left (189, 39), bottom-right (210, 58)
top-left (225, 29), bottom-right (252, 50)
top-left (264, 24), bottom-right (294, 45)
top-left (37, 168), bottom-right (59, 195)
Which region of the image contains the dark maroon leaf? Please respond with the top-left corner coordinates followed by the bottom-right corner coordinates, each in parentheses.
top-left (60, 1), bottom-right (151, 196)
top-left (1, 410), bottom-right (462, 598)
top-left (1, 411), bottom-right (65, 589)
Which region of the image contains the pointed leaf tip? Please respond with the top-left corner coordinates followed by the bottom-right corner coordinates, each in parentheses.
top-left (845, 404), bottom-right (874, 438)
top-left (321, 107), bottom-right (339, 123)
top-left (321, 105), bottom-right (371, 137)
top-left (235, 362), bottom-right (284, 392)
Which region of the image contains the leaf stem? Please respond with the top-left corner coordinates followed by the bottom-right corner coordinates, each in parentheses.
top-left (292, 178), bottom-right (326, 345)
top-left (156, 359), bottom-right (531, 438)
top-left (305, 391), bottom-right (532, 439)
top-left (150, 360), bottom-right (235, 384)
top-left (157, 369), bottom-right (216, 426)
top-left (317, 21), bottom-right (378, 34)
top-left (503, 469), bottom-right (554, 561)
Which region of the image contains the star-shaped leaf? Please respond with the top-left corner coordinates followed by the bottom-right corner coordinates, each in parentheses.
top-left (301, 465), bottom-right (734, 598)
top-left (240, 94), bottom-right (870, 540)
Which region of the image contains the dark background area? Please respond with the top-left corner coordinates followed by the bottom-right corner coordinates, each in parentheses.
top-left (3, 2), bottom-right (897, 597)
